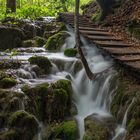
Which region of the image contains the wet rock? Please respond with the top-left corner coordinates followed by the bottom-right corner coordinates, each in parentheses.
top-left (45, 31), bottom-right (70, 51)
top-left (28, 56), bottom-right (52, 74)
top-left (22, 36), bottom-right (46, 48)
top-left (43, 22), bottom-right (66, 39)
top-left (83, 117), bottom-right (110, 140)
top-left (7, 110), bottom-right (38, 140)
top-left (22, 79), bottom-right (73, 122)
top-left (0, 26), bottom-right (24, 50)
top-left (0, 77), bottom-right (16, 88)
top-left (64, 48), bottom-right (78, 57)
top-left (47, 120), bottom-right (78, 140)
top-left (0, 60), bottom-right (21, 69)
top-left (22, 23), bottom-right (42, 39)
top-left (22, 39), bottom-right (37, 48)
top-left (33, 36), bottom-right (46, 47)
top-left (0, 89), bottom-right (26, 128)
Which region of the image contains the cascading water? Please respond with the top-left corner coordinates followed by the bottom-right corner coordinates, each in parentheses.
top-left (0, 23), bottom-right (133, 140)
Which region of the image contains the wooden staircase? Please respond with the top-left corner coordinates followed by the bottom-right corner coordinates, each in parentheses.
top-left (59, 13), bottom-right (140, 80)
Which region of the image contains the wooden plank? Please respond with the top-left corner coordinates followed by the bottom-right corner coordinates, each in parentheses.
top-left (78, 27), bottom-right (108, 32)
top-left (125, 61), bottom-right (140, 69)
top-left (93, 40), bottom-right (131, 47)
top-left (87, 35), bottom-right (122, 41)
top-left (114, 55), bottom-right (140, 62)
top-left (103, 47), bottom-right (140, 55)
top-left (80, 30), bottom-right (112, 36)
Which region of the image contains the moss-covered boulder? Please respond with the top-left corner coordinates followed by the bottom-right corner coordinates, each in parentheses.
top-left (0, 89), bottom-right (28, 128)
top-left (83, 118), bottom-right (110, 140)
top-left (47, 120), bottom-right (78, 140)
top-left (0, 26), bottom-right (24, 50)
top-left (0, 77), bottom-right (17, 88)
top-left (8, 110), bottom-right (38, 140)
top-left (64, 48), bottom-right (78, 57)
top-left (28, 56), bottom-right (52, 74)
top-left (22, 39), bottom-right (37, 48)
top-left (33, 36), bottom-right (46, 46)
top-left (21, 83), bottom-right (49, 121)
top-left (45, 31), bottom-right (70, 51)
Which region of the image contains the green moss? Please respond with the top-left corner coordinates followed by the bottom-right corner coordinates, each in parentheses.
top-left (127, 27), bottom-right (140, 40)
top-left (64, 48), bottom-right (77, 57)
top-left (52, 120), bottom-right (78, 140)
top-left (127, 119), bottom-right (140, 133)
top-left (110, 87), bottom-right (124, 116)
top-left (8, 110), bottom-right (38, 136)
top-left (33, 36), bottom-right (46, 47)
top-left (28, 56), bottom-right (52, 74)
top-left (83, 119), bottom-right (109, 140)
top-left (0, 77), bottom-right (16, 88)
top-left (45, 31), bottom-right (70, 51)
top-left (2, 129), bottom-right (20, 140)
top-left (22, 40), bottom-right (37, 47)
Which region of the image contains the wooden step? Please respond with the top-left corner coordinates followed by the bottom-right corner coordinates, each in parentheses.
top-left (114, 55), bottom-right (140, 62)
top-left (80, 30), bottom-right (112, 36)
top-left (87, 35), bottom-right (122, 41)
top-left (78, 27), bottom-right (108, 32)
top-left (125, 61), bottom-right (140, 70)
top-left (93, 40), bottom-right (131, 47)
top-left (102, 47), bottom-right (140, 55)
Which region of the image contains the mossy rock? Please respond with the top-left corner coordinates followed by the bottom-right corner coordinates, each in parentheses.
top-left (21, 83), bottom-right (49, 120)
top-left (0, 129), bottom-right (20, 140)
top-left (83, 119), bottom-right (110, 140)
top-left (110, 87), bottom-right (124, 116)
top-left (45, 31), bottom-right (70, 51)
top-left (33, 36), bottom-right (46, 47)
top-left (28, 56), bottom-right (52, 74)
top-left (127, 119), bottom-right (140, 133)
top-left (8, 110), bottom-right (38, 139)
top-left (64, 48), bottom-right (77, 57)
top-left (22, 39), bottom-right (37, 47)
top-left (0, 77), bottom-right (16, 88)
top-left (48, 120), bottom-right (78, 140)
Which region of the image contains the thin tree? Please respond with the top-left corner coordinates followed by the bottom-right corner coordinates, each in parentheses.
top-left (75, 0), bottom-right (95, 80)
top-left (6, 0), bottom-right (16, 13)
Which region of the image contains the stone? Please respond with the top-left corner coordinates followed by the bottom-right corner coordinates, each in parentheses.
top-left (64, 48), bottom-right (78, 57)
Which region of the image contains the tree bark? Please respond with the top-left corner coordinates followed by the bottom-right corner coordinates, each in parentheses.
top-left (6, 0), bottom-right (16, 13)
top-left (75, 0), bottom-right (95, 80)
top-left (96, 0), bottom-right (115, 21)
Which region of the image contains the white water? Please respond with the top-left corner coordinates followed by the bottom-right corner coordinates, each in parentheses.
top-left (112, 98), bottom-right (135, 140)
top-left (0, 25), bottom-right (132, 140)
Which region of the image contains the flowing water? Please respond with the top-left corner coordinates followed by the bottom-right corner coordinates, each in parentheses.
top-left (0, 25), bottom-right (133, 140)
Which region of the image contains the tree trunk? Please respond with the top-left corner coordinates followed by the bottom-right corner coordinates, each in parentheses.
top-left (60, 0), bottom-right (68, 12)
top-left (6, 0), bottom-right (16, 13)
top-left (75, 0), bottom-right (95, 80)
top-left (96, 0), bottom-right (115, 21)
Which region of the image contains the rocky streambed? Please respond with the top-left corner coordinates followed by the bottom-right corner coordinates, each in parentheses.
top-left (0, 18), bottom-right (140, 140)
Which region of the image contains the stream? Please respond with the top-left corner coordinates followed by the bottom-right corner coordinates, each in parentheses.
top-left (0, 24), bottom-right (135, 140)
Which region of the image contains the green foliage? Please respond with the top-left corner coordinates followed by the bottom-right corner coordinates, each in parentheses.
top-left (0, 0), bottom-right (91, 20)
top-left (64, 48), bottom-right (77, 57)
top-left (91, 12), bottom-right (101, 22)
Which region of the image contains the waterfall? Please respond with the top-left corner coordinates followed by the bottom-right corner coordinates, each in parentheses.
top-left (112, 98), bottom-right (135, 140)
